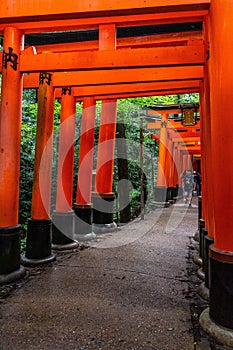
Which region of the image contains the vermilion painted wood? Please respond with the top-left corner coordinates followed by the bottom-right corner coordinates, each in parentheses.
top-left (0, 10), bottom-right (208, 34)
top-left (156, 113), bottom-right (169, 187)
top-left (200, 18), bottom-right (215, 238)
top-left (152, 133), bottom-right (200, 142)
top-left (172, 143), bottom-right (179, 187)
top-left (0, 44), bottom-right (204, 73)
top-left (18, 45), bottom-right (204, 73)
top-left (95, 24), bottom-right (117, 194)
top-left (31, 75), bottom-right (55, 220)
top-left (0, 0), bottom-right (210, 18)
top-left (147, 120), bottom-right (200, 130)
top-left (46, 81), bottom-right (200, 98)
top-left (21, 66), bottom-right (203, 88)
top-left (95, 100), bottom-right (117, 193)
top-left (28, 31), bottom-right (202, 54)
top-left (79, 89), bottom-right (199, 101)
top-left (172, 137), bottom-right (200, 142)
top-left (209, 0), bottom-right (233, 251)
top-left (164, 138), bottom-right (174, 187)
top-left (199, 83), bottom-right (206, 220)
top-left (56, 89), bottom-right (76, 212)
top-left (179, 146), bottom-right (200, 151)
top-left (169, 132), bottom-right (200, 140)
top-left (76, 97), bottom-right (96, 204)
top-left (0, 27), bottom-right (24, 227)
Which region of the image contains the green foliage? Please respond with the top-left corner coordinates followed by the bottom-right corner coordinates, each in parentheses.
top-left (19, 92), bottom-right (199, 228)
top-left (20, 91), bottom-right (37, 229)
top-left (179, 93), bottom-right (199, 103)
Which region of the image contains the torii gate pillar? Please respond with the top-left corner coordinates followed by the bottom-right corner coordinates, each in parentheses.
top-left (74, 97), bottom-right (96, 241)
top-left (172, 142), bottom-right (179, 199)
top-left (21, 73), bottom-right (56, 266)
top-left (0, 27), bottom-right (25, 283)
top-left (93, 100), bottom-right (118, 232)
top-left (93, 24), bottom-right (118, 232)
top-left (52, 87), bottom-right (79, 250)
top-left (164, 137), bottom-right (174, 202)
top-left (154, 113), bottom-right (169, 205)
top-left (200, 0), bottom-right (233, 344)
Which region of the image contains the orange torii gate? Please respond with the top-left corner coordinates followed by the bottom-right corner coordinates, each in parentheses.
top-left (12, 56), bottom-right (202, 247)
top-left (0, 1), bottom-right (210, 33)
top-left (147, 108), bottom-right (200, 203)
top-left (1, 0), bottom-right (233, 344)
top-left (8, 30), bottom-right (204, 243)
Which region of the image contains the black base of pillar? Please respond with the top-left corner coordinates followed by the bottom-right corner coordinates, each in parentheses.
top-left (209, 246), bottom-right (233, 330)
top-left (154, 186), bottom-right (168, 204)
top-left (21, 254), bottom-right (56, 267)
top-left (0, 265), bottom-right (26, 285)
top-left (198, 219), bottom-right (205, 264)
top-left (198, 195), bottom-right (202, 226)
top-left (21, 218), bottom-right (56, 266)
top-left (201, 228), bottom-right (208, 262)
top-left (73, 203), bottom-right (96, 241)
top-left (0, 225), bottom-right (26, 284)
top-left (200, 307), bottom-right (233, 348)
top-left (204, 236), bottom-right (214, 289)
top-left (174, 185), bottom-right (179, 199)
top-left (170, 186), bottom-right (178, 202)
top-left (166, 187), bottom-right (173, 202)
top-left (92, 192), bottom-right (118, 233)
top-left (52, 211), bottom-right (79, 250)
top-left (0, 225), bottom-right (21, 274)
top-left (92, 192), bottom-right (115, 224)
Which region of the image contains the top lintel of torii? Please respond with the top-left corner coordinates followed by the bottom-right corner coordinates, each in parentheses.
top-left (0, 0), bottom-right (210, 34)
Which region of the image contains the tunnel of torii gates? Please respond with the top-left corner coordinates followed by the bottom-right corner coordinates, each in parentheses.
top-left (0, 0), bottom-right (233, 344)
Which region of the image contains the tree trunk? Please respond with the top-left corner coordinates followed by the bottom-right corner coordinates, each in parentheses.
top-left (116, 122), bottom-right (131, 223)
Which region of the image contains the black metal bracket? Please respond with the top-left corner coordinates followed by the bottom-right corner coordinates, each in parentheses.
top-left (61, 87), bottom-right (72, 95)
top-left (39, 72), bottom-right (52, 86)
top-left (2, 47), bottom-right (18, 71)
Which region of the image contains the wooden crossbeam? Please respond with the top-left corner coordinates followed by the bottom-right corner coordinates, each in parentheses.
top-left (95, 88), bottom-right (199, 100)
top-left (0, 1), bottom-right (210, 23)
top-left (172, 137), bottom-right (200, 142)
top-left (17, 45), bottom-right (204, 73)
top-left (53, 81), bottom-right (200, 99)
top-left (147, 120), bottom-right (200, 129)
top-left (22, 66), bottom-right (203, 88)
top-left (169, 131), bottom-right (200, 138)
top-left (152, 133), bottom-right (200, 141)
top-left (31, 31), bottom-right (202, 53)
top-left (23, 76), bottom-right (200, 100)
top-left (0, 0), bottom-right (209, 34)
top-left (0, 11), bottom-right (208, 34)
top-left (147, 108), bottom-right (200, 115)
top-left (180, 146), bottom-right (200, 152)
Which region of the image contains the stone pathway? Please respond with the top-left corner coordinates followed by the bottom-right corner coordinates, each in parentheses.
top-left (0, 198), bottom-right (231, 349)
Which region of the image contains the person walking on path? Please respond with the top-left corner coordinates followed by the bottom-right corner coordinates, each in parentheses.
top-left (182, 169), bottom-right (194, 206)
